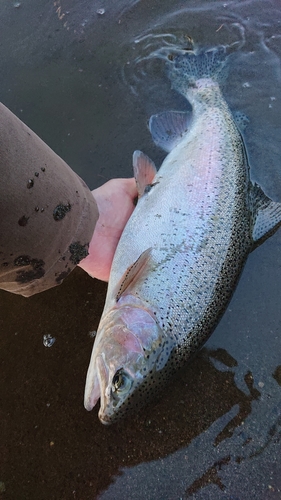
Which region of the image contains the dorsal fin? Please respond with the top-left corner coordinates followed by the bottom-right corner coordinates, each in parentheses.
top-left (115, 248), bottom-right (153, 302)
top-left (149, 110), bottom-right (191, 152)
top-left (133, 151), bottom-right (157, 197)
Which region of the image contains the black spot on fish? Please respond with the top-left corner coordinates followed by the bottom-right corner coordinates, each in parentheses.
top-left (27, 179), bottom-right (34, 189)
top-left (35, 206), bottom-right (39, 212)
top-left (18, 215), bottom-right (29, 226)
top-left (53, 203), bottom-right (71, 221)
top-left (69, 242), bottom-right (89, 264)
top-left (41, 167), bottom-right (46, 172)
top-left (34, 172), bottom-right (39, 177)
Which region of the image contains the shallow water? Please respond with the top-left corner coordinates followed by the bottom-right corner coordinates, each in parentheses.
top-left (1, 0), bottom-right (281, 498)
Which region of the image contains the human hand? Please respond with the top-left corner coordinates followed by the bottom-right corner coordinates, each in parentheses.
top-left (78, 178), bottom-right (137, 281)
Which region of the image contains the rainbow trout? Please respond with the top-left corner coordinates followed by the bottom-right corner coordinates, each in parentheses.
top-left (84, 47), bottom-right (281, 424)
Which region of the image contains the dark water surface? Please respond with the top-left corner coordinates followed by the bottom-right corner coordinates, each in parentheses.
top-left (1, 1), bottom-right (281, 498)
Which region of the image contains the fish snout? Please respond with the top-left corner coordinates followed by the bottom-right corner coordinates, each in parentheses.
top-left (84, 354), bottom-right (109, 411)
top-left (98, 409), bottom-right (112, 425)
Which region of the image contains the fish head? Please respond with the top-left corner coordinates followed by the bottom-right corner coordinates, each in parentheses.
top-left (84, 304), bottom-right (171, 424)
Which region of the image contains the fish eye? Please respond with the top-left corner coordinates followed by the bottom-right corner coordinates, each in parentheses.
top-left (112, 369), bottom-right (132, 394)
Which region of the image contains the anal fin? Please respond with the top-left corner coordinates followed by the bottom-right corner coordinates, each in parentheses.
top-left (233, 111), bottom-right (249, 132)
top-left (251, 183), bottom-right (281, 247)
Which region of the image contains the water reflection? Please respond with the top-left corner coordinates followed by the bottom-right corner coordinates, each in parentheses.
top-left (0, 270), bottom-right (269, 498)
top-left (2, 267), bottom-right (281, 498)
top-left (119, 2), bottom-right (281, 199)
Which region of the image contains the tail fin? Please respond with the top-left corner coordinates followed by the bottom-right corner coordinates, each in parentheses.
top-left (168, 46), bottom-right (228, 96)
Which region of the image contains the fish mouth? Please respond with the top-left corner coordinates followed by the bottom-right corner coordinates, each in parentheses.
top-left (96, 355), bottom-right (112, 421)
top-left (84, 371), bottom-right (100, 412)
top-left (98, 410), bottom-right (112, 426)
top-left (84, 351), bottom-right (107, 411)
top-left (96, 355), bottom-right (122, 425)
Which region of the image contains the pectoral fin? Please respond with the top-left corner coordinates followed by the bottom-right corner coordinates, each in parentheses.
top-left (115, 248), bottom-right (153, 302)
top-left (133, 151), bottom-right (157, 197)
top-left (149, 110), bottom-right (191, 152)
top-left (250, 183), bottom-right (281, 247)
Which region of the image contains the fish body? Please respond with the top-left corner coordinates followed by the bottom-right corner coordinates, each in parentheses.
top-left (85, 47), bottom-right (281, 424)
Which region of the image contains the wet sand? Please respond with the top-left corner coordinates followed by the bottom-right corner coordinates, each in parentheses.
top-left (0, 268), bottom-right (267, 499)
